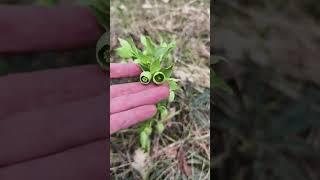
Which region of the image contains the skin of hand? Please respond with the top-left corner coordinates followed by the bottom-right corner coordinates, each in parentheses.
top-left (110, 63), bottom-right (170, 134)
top-left (0, 63), bottom-right (168, 179)
top-left (0, 5), bottom-right (115, 180)
top-left (0, 65), bottom-right (107, 179)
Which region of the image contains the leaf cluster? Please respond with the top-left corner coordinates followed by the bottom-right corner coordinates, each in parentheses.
top-left (116, 35), bottom-right (180, 152)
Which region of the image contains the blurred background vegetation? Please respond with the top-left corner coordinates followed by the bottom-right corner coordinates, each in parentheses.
top-left (213, 0), bottom-right (320, 179)
top-left (0, 0), bottom-right (96, 76)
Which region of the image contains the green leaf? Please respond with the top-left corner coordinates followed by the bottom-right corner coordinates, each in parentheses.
top-left (140, 131), bottom-right (151, 152)
top-left (160, 64), bottom-right (173, 78)
top-left (167, 78), bottom-right (179, 82)
top-left (154, 47), bottom-right (166, 59)
top-left (168, 80), bottom-right (179, 91)
top-left (141, 35), bottom-right (156, 55)
top-left (139, 63), bottom-right (150, 71)
top-left (155, 42), bottom-right (175, 61)
top-left (133, 59), bottom-right (141, 64)
top-left (116, 47), bottom-right (132, 59)
top-left (144, 127), bottom-right (152, 136)
top-left (135, 53), bottom-right (152, 66)
top-left (140, 35), bottom-right (147, 45)
top-left (158, 106), bottom-right (168, 119)
top-left (169, 91), bottom-right (175, 102)
top-left (116, 38), bottom-right (133, 59)
top-left (156, 122), bottom-right (165, 134)
top-left (118, 38), bottom-right (131, 50)
top-left (150, 59), bottom-right (161, 74)
top-left (138, 119), bottom-right (154, 133)
top-left (161, 42), bottom-right (168, 47)
top-left (157, 100), bottom-right (168, 108)
top-left (127, 37), bottom-right (140, 56)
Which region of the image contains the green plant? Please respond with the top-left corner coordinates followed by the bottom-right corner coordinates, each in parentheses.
top-left (116, 35), bottom-right (180, 152)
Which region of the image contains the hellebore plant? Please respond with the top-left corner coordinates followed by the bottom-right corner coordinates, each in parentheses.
top-left (116, 35), bottom-right (179, 152)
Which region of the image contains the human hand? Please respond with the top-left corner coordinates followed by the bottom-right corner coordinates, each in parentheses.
top-left (110, 63), bottom-right (169, 134)
top-left (0, 65), bottom-right (107, 179)
top-left (0, 63), bottom-right (169, 179)
top-left (0, 5), bottom-right (108, 179)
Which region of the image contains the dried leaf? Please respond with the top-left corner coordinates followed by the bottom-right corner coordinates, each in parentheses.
top-left (177, 146), bottom-right (192, 177)
top-left (131, 148), bottom-right (150, 178)
top-left (164, 146), bottom-right (178, 158)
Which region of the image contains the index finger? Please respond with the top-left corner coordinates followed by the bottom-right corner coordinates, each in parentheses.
top-left (0, 65), bottom-right (105, 119)
top-left (110, 63), bottom-right (141, 79)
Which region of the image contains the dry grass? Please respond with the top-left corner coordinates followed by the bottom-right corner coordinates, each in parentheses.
top-left (110, 0), bottom-right (210, 179)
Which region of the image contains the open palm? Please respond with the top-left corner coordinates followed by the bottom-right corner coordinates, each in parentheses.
top-left (110, 63), bottom-right (169, 134)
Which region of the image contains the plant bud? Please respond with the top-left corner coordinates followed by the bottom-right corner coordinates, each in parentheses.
top-left (153, 71), bottom-right (166, 84)
top-left (158, 106), bottom-right (168, 119)
top-left (144, 127), bottom-right (152, 135)
top-left (169, 91), bottom-right (175, 102)
top-left (140, 71), bottom-right (152, 84)
top-left (140, 131), bottom-right (150, 152)
top-left (156, 122), bottom-right (165, 134)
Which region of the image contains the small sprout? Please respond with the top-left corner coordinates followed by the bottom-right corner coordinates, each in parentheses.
top-left (152, 71), bottom-right (165, 84)
top-left (140, 131), bottom-right (150, 152)
top-left (140, 71), bottom-right (152, 84)
top-left (158, 106), bottom-right (168, 119)
top-left (169, 91), bottom-right (175, 102)
top-left (156, 122), bottom-right (165, 134)
top-left (168, 79), bottom-right (179, 91)
top-left (144, 127), bottom-right (152, 135)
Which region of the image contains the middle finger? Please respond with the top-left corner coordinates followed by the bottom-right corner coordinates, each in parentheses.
top-left (110, 86), bottom-right (169, 114)
top-left (110, 82), bottom-right (157, 99)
